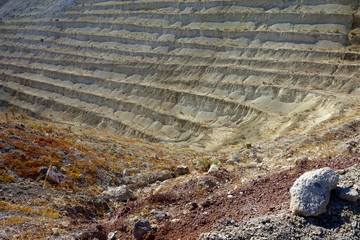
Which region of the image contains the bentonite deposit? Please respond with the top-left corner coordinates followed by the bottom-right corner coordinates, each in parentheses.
top-left (0, 0), bottom-right (360, 149)
top-left (0, 0), bottom-right (360, 239)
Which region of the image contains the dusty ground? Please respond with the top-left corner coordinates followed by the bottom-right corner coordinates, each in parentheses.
top-left (0, 109), bottom-right (359, 239)
top-left (0, 110), bottom-right (204, 239)
top-left (89, 155), bottom-right (359, 240)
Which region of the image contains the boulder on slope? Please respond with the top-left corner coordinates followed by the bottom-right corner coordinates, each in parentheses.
top-left (290, 167), bottom-right (339, 216)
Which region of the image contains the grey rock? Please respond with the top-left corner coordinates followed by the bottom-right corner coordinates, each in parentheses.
top-left (52, 228), bottom-right (59, 236)
top-left (102, 185), bottom-right (133, 202)
top-left (123, 169), bottom-right (130, 177)
top-left (153, 211), bottom-right (166, 222)
top-left (290, 167), bottom-right (339, 216)
top-left (39, 166), bottom-right (48, 175)
top-left (335, 187), bottom-right (360, 202)
top-left (133, 219), bottom-right (151, 239)
top-left (228, 152), bottom-right (242, 162)
top-left (226, 159), bottom-right (237, 165)
top-left (197, 175), bottom-right (218, 190)
top-left (253, 158), bottom-right (262, 163)
top-left (51, 166), bottom-right (58, 171)
top-left (175, 165), bottom-right (190, 175)
top-left (122, 170), bottom-right (173, 187)
top-left (65, 205), bottom-right (96, 219)
top-left (78, 174), bottom-right (86, 184)
top-left (45, 169), bottom-right (60, 184)
top-left (185, 202), bottom-right (198, 211)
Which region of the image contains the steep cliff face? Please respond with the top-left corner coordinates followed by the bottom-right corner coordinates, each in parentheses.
top-left (0, 1), bottom-right (10, 8)
top-left (0, 0), bottom-right (359, 149)
top-left (0, 0), bottom-right (75, 19)
top-left (349, 7), bottom-right (360, 48)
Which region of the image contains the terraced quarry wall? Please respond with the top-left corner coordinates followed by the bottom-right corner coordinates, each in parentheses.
top-left (0, 0), bottom-right (360, 148)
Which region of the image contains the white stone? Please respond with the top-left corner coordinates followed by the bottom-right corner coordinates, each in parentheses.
top-left (208, 164), bottom-right (219, 173)
top-left (290, 167), bottom-right (339, 216)
top-left (107, 231), bottom-right (116, 240)
top-left (335, 187), bottom-right (360, 203)
top-left (52, 228), bottom-right (59, 236)
top-left (102, 185), bottom-right (133, 202)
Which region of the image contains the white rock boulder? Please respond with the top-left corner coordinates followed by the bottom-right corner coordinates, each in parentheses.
top-left (290, 167), bottom-right (339, 216)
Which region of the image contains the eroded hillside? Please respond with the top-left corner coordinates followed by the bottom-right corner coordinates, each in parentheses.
top-left (1, 101), bottom-right (359, 239)
top-left (0, 0), bottom-right (359, 149)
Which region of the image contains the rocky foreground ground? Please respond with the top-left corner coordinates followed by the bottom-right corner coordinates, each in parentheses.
top-left (0, 110), bottom-right (359, 239)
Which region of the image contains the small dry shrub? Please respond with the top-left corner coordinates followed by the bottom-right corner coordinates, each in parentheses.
top-left (4, 152), bottom-right (42, 178)
top-left (0, 216), bottom-right (31, 226)
top-left (93, 158), bottom-right (110, 170)
top-left (74, 160), bottom-right (97, 174)
top-left (0, 169), bottom-right (14, 183)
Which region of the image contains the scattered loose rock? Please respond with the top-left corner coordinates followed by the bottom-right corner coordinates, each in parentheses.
top-left (253, 158), bottom-right (262, 164)
top-left (197, 175), bottom-right (218, 190)
top-left (185, 202), bottom-right (198, 211)
top-left (335, 187), bottom-right (360, 203)
top-left (208, 164), bottom-right (219, 173)
top-left (52, 228), bottom-right (59, 236)
top-left (151, 210), bottom-right (168, 222)
top-left (102, 185), bottom-right (133, 202)
top-left (45, 169), bottom-right (60, 184)
top-left (123, 169), bottom-right (130, 177)
top-left (226, 159), bottom-right (237, 165)
top-left (65, 205), bottom-right (96, 219)
top-left (107, 231), bottom-right (116, 240)
top-left (290, 167), bottom-right (339, 216)
top-left (39, 166), bottom-right (48, 175)
top-left (122, 170), bottom-right (173, 187)
top-left (175, 165), bottom-right (190, 175)
top-left (133, 219), bottom-right (151, 239)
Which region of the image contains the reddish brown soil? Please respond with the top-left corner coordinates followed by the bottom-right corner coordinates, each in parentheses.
top-left (89, 155), bottom-right (359, 240)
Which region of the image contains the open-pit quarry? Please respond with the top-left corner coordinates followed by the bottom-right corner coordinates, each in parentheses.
top-left (0, 0), bottom-right (360, 239)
